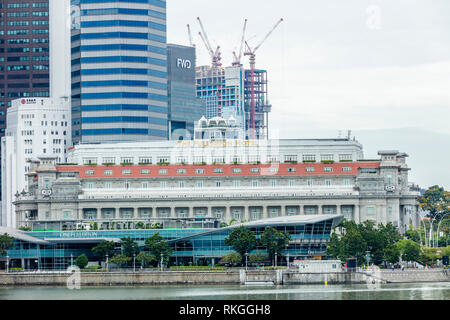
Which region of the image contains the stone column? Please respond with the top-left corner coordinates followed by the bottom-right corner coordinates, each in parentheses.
top-left (225, 206), bottom-right (231, 221)
top-left (354, 204), bottom-right (360, 223)
top-left (263, 206), bottom-right (269, 219)
top-left (282, 206), bottom-right (287, 217)
top-left (336, 205), bottom-right (341, 215)
top-left (244, 206), bottom-right (249, 221)
top-left (300, 205), bottom-right (304, 215)
top-left (318, 205), bottom-right (323, 215)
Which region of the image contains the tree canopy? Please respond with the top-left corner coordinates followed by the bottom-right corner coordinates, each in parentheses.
top-left (418, 185), bottom-right (449, 220)
top-left (224, 226), bottom-right (257, 263)
top-left (91, 240), bottom-right (115, 260)
top-left (259, 226), bottom-right (290, 265)
top-left (120, 237), bottom-right (140, 258)
top-left (145, 233), bottom-right (172, 265)
top-left (74, 254), bottom-right (88, 269)
top-left (0, 233), bottom-right (14, 256)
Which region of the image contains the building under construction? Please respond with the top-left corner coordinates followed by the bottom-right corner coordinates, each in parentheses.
top-left (195, 65), bottom-right (271, 139)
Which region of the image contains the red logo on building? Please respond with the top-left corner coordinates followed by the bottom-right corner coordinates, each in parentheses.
top-left (21, 99), bottom-right (26, 104)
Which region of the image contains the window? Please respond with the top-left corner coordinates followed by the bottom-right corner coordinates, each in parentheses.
top-left (140, 169), bottom-right (150, 175)
top-left (343, 178), bottom-right (351, 186)
top-left (321, 154), bottom-right (334, 161)
top-left (177, 168), bottom-right (186, 174)
top-left (122, 169), bottom-right (131, 175)
top-left (269, 167), bottom-right (278, 173)
top-left (160, 181), bottom-right (167, 188)
top-left (196, 180), bottom-right (204, 188)
top-left (63, 211), bottom-right (71, 219)
top-left (195, 168), bottom-right (205, 174)
top-left (307, 178), bottom-right (313, 186)
top-left (234, 180), bottom-right (241, 188)
top-left (232, 168), bottom-right (242, 173)
top-left (123, 182), bottom-right (130, 190)
top-left (271, 180), bottom-right (277, 187)
top-left (250, 168), bottom-right (259, 173)
top-left (216, 181), bottom-right (222, 188)
top-left (339, 154), bottom-right (352, 161)
top-left (306, 167), bottom-right (315, 172)
top-left (366, 206), bottom-right (375, 215)
top-left (302, 154), bottom-right (316, 162)
top-left (85, 170), bottom-right (95, 175)
top-left (324, 167), bottom-right (333, 172)
top-left (121, 157), bottom-right (133, 164)
top-left (159, 169), bottom-right (168, 175)
top-left (289, 179), bottom-right (295, 187)
top-left (102, 157), bottom-right (115, 164)
top-left (104, 170), bottom-right (113, 176)
top-left (342, 167), bottom-right (351, 172)
top-left (83, 157), bottom-right (97, 165)
top-left (267, 155), bottom-right (279, 163)
top-left (138, 157), bottom-right (151, 164)
top-left (251, 180), bottom-right (259, 188)
top-left (325, 179), bottom-right (332, 186)
top-left (179, 181), bottom-right (185, 188)
top-left (386, 175), bottom-right (393, 185)
top-left (287, 167), bottom-right (296, 172)
top-left (284, 155), bottom-right (297, 162)
top-left (104, 182), bottom-right (112, 189)
top-left (213, 168), bottom-right (223, 174)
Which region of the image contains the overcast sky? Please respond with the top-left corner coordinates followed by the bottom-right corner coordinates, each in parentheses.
top-left (166, 0), bottom-right (450, 188)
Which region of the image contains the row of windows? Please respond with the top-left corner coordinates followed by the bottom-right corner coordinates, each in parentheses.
top-left (83, 178), bottom-right (353, 190)
top-left (80, 92), bottom-right (167, 101)
top-left (78, 66), bottom-right (166, 78)
top-left (78, 31), bottom-right (166, 43)
top-left (75, 0), bottom-right (166, 9)
top-left (80, 128), bottom-right (168, 137)
top-left (80, 19), bottom-right (165, 31)
top-left (7, 38), bottom-right (48, 44)
top-left (79, 104), bottom-right (167, 113)
top-left (82, 166), bottom-right (354, 176)
top-left (80, 8), bottom-right (165, 20)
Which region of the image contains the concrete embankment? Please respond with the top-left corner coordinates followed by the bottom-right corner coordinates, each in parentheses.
top-left (0, 269), bottom-right (448, 286)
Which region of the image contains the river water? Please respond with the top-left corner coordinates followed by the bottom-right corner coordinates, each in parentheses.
top-left (0, 282), bottom-right (449, 300)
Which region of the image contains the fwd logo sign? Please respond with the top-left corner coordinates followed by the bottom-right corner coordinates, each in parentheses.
top-left (177, 58), bottom-right (192, 69)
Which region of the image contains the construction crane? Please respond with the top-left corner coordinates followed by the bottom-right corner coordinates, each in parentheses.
top-left (187, 24), bottom-right (195, 47)
top-left (232, 19), bottom-right (248, 66)
top-left (244, 18), bottom-right (283, 139)
top-left (197, 17), bottom-right (222, 68)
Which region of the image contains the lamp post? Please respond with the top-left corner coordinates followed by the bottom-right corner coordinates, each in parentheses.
top-left (133, 253), bottom-right (136, 273)
top-left (105, 254), bottom-right (109, 272)
top-left (285, 244), bottom-right (289, 268)
top-left (245, 253), bottom-right (248, 271)
top-left (275, 252), bottom-right (277, 268)
top-left (160, 253), bottom-right (163, 272)
top-left (6, 256), bottom-right (9, 273)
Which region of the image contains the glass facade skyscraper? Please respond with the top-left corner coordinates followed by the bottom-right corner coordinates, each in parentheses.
top-left (70, 0), bottom-right (168, 144)
top-left (167, 43), bottom-right (205, 140)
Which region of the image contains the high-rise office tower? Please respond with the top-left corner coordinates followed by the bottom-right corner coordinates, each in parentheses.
top-left (0, 0), bottom-right (51, 134)
top-left (167, 43), bottom-right (205, 140)
top-left (70, 0), bottom-right (168, 144)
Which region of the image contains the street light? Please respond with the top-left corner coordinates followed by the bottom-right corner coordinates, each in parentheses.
top-left (160, 253), bottom-right (163, 272)
top-left (275, 252), bottom-right (277, 268)
top-left (285, 244), bottom-right (289, 268)
top-left (105, 254), bottom-right (109, 272)
top-left (6, 256), bottom-right (9, 273)
top-left (133, 253), bottom-right (136, 273)
top-left (245, 253), bottom-right (249, 271)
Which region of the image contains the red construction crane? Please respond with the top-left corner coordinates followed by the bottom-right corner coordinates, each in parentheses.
top-left (232, 19), bottom-right (248, 66)
top-left (244, 18), bottom-right (283, 139)
top-left (197, 17), bottom-right (222, 68)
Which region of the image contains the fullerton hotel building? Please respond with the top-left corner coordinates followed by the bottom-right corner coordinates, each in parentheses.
top-left (13, 119), bottom-right (421, 234)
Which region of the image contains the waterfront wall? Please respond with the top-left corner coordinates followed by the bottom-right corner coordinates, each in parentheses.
top-left (0, 269), bottom-right (448, 286)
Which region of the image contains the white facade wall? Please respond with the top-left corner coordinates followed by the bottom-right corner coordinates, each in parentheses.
top-left (1, 98), bottom-right (71, 227)
top-left (67, 138), bottom-right (364, 166)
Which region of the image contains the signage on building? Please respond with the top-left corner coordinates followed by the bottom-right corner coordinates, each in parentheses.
top-left (21, 98), bottom-right (37, 105)
top-left (177, 58), bottom-right (192, 69)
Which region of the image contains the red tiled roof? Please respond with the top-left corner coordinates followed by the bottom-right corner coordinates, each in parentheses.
top-left (56, 162), bottom-right (381, 179)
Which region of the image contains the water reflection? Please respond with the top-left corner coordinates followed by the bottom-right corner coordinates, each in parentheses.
top-left (0, 282), bottom-right (448, 300)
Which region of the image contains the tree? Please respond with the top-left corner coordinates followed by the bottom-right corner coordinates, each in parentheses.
top-left (74, 254), bottom-right (89, 269)
top-left (219, 252), bottom-right (242, 266)
top-left (441, 246), bottom-right (450, 257)
top-left (259, 227), bottom-right (290, 265)
top-left (145, 233), bottom-right (172, 265)
top-left (418, 185), bottom-right (449, 220)
top-left (136, 251), bottom-right (156, 268)
top-left (340, 228), bottom-right (367, 265)
top-left (249, 252), bottom-right (269, 263)
top-left (384, 244), bottom-right (400, 264)
top-left (109, 254), bottom-right (132, 267)
top-left (120, 237), bottom-right (139, 258)
top-left (224, 226), bottom-right (257, 264)
top-left (91, 240), bottom-right (115, 260)
top-left (396, 239), bottom-right (421, 262)
top-left (0, 233), bottom-right (14, 256)
top-left (405, 228), bottom-right (422, 244)
top-left (420, 247), bottom-right (440, 266)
